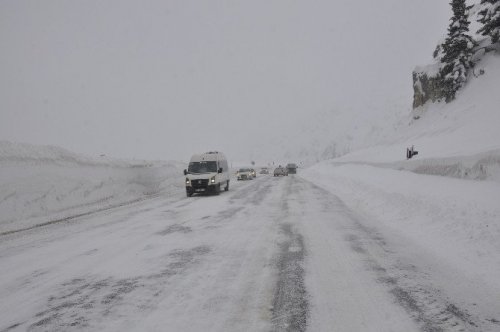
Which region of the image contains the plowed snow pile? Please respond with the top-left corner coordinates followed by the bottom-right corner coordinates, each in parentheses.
top-left (0, 141), bottom-right (184, 234)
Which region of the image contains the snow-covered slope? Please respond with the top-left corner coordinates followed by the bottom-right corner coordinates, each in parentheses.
top-left (0, 141), bottom-right (184, 234)
top-left (298, 52), bottom-right (500, 324)
top-left (270, 50), bottom-right (500, 178)
top-left (332, 53), bottom-right (500, 178)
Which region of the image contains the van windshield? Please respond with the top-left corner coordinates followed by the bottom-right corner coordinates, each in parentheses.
top-left (188, 161), bottom-right (218, 174)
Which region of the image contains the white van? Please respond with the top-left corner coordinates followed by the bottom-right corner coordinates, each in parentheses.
top-left (183, 151), bottom-right (230, 197)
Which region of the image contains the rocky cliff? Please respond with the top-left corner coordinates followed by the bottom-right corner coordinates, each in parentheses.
top-left (412, 65), bottom-right (445, 109)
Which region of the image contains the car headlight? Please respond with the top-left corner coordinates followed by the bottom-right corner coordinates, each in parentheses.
top-left (186, 178), bottom-right (190, 185)
top-left (210, 176), bottom-right (215, 183)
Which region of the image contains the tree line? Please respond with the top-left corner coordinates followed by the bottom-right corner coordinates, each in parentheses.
top-left (433, 0), bottom-right (499, 102)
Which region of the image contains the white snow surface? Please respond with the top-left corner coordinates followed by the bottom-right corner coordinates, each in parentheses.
top-left (301, 164), bottom-right (500, 313)
top-left (296, 52), bottom-right (500, 329)
top-left (1, 31), bottom-right (500, 332)
top-left (0, 141), bottom-right (184, 234)
top-left (266, 50), bottom-right (500, 168)
top-left (333, 54), bottom-right (500, 173)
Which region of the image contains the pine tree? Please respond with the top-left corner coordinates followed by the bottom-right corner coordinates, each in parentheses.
top-left (439, 0), bottom-right (476, 102)
top-left (477, 0), bottom-right (500, 44)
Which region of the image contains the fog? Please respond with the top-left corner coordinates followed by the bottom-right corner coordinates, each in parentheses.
top-left (0, 0), bottom-right (450, 163)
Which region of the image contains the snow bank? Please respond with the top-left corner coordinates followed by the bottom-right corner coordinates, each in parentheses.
top-left (0, 141), bottom-right (185, 234)
top-left (301, 163), bottom-right (500, 296)
top-left (299, 52), bottom-right (500, 302)
top-left (329, 149), bottom-right (500, 183)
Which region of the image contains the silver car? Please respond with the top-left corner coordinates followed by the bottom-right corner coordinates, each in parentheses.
top-left (237, 168), bottom-right (253, 180)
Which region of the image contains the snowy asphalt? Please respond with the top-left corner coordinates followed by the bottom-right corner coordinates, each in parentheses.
top-left (0, 175), bottom-right (498, 331)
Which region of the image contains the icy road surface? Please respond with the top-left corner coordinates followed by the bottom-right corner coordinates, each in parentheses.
top-left (1, 175), bottom-right (499, 331)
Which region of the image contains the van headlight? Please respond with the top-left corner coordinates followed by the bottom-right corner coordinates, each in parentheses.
top-left (186, 178), bottom-right (191, 185)
top-left (210, 176), bottom-right (215, 183)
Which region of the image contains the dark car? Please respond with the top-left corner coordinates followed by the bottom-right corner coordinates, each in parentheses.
top-left (273, 166), bottom-right (288, 176)
top-left (286, 163), bottom-right (298, 174)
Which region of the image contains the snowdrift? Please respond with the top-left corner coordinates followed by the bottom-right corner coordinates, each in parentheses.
top-left (0, 141), bottom-right (184, 234)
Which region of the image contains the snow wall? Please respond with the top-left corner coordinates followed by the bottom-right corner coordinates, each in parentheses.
top-left (0, 141), bottom-right (185, 234)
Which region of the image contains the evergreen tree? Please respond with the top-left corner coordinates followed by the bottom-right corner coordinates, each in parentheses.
top-left (439, 0), bottom-right (476, 102)
top-left (477, 0), bottom-right (500, 44)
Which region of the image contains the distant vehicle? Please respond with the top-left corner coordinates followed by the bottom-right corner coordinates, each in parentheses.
top-left (260, 167), bottom-right (269, 174)
top-left (237, 168), bottom-right (253, 180)
top-left (250, 168), bottom-right (256, 178)
top-left (184, 151), bottom-right (230, 197)
top-left (274, 166), bottom-right (288, 177)
top-left (286, 163), bottom-right (298, 174)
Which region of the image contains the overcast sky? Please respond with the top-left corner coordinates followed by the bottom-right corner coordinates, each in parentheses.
top-left (0, 0), bottom-right (450, 162)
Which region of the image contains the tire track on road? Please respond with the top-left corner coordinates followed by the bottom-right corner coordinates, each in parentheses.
top-left (271, 177), bottom-right (309, 332)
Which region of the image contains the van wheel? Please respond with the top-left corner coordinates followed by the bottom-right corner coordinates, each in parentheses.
top-left (225, 180), bottom-right (229, 191)
top-left (186, 192), bottom-right (193, 197)
top-left (215, 183), bottom-right (221, 195)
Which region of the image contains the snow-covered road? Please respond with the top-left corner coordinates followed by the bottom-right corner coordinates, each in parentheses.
top-left (1, 175), bottom-right (498, 331)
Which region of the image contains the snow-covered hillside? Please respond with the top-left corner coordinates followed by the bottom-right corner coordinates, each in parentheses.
top-left (0, 141), bottom-right (184, 234)
top-left (264, 49), bottom-right (500, 173)
top-left (255, 0), bottom-right (498, 168)
top-left (334, 53), bottom-right (500, 176)
top-left (297, 52), bottom-right (500, 329)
